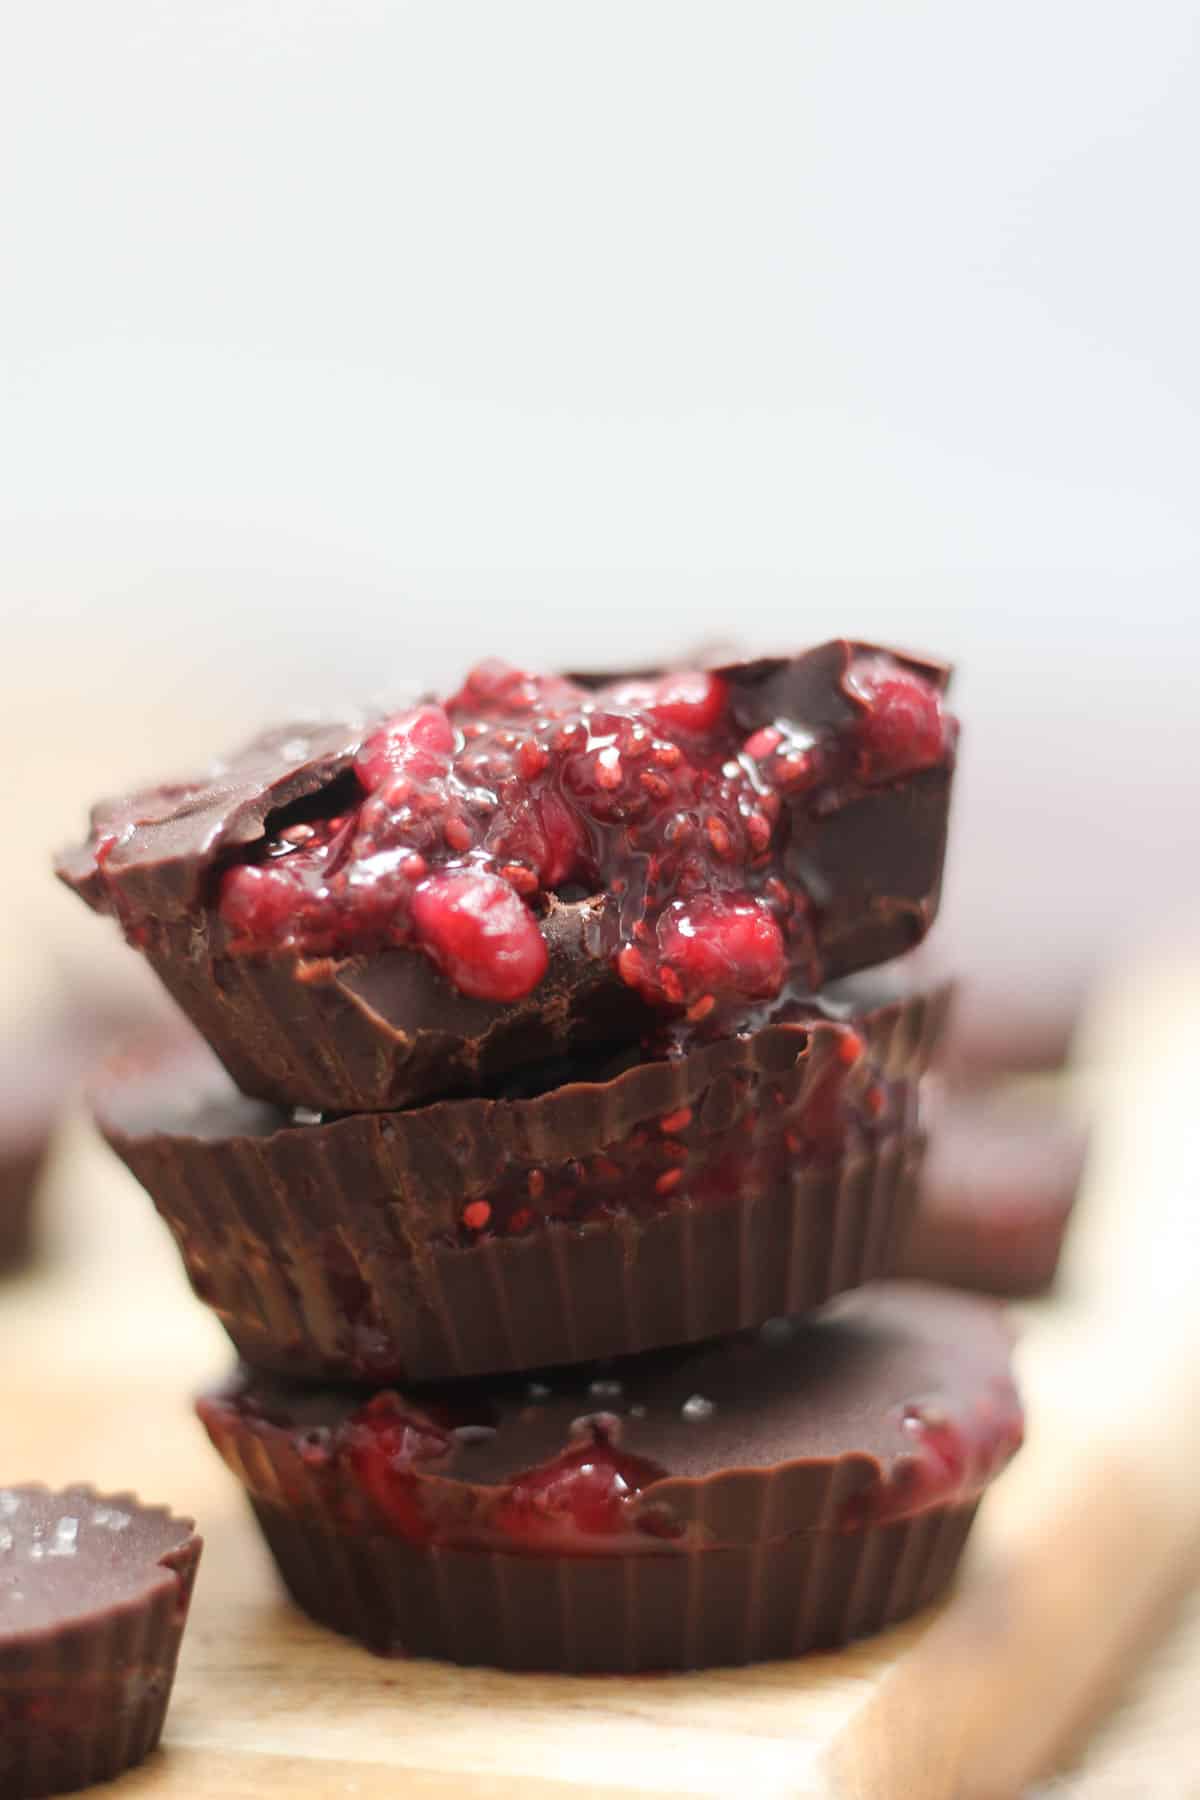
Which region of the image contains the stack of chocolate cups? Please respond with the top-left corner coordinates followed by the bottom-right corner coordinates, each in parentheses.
top-left (61, 642), bottom-right (1023, 1673)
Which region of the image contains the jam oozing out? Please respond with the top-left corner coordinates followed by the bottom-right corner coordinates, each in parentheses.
top-left (442, 1022), bottom-right (904, 1245)
top-left (490, 1426), bottom-right (673, 1547)
top-left (341, 1401), bottom-right (672, 1551)
top-left (231, 1349), bottom-right (1019, 1556)
top-left (218, 655), bottom-right (950, 1007)
top-left (342, 1394), bottom-right (453, 1545)
top-left (839, 1381), bottom-right (1025, 1530)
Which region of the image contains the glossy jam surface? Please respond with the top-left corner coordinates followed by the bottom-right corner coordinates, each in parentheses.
top-left (219, 656), bottom-right (949, 1007)
top-left (342, 1397), bottom-right (454, 1545)
top-left (490, 1430), bottom-right (675, 1548)
top-left (337, 1398), bottom-right (674, 1552)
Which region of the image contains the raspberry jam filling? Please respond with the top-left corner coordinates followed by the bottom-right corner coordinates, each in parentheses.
top-left (219, 655), bottom-right (950, 1009)
top-left (434, 1023), bottom-right (902, 1245)
top-left (489, 1431), bottom-right (676, 1548)
top-left (838, 1384), bottom-right (1025, 1530)
top-left (335, 1398), bottom-right (677, 1553)
top-left (250, 1340), bottom-right (1017, 1556)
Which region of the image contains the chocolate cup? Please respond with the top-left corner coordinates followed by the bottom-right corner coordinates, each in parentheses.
top-left (58, 642), bottom-right (955, 1113)
top-left (96, 984), bottom-right (947, 1383)
top-left (0, 1151), bottom-right (43, 1275)
top-left (0, 1003), bottom-right (173, 1279)
top-left (902, 1087), bottom-right (1089, 1296)
top-left (931, 966), bottom-right (1087, 1084)
top-left (0, 1051), bottom-right (60, 1281)
top-left (196, 1283), bottom-right (1020, 1671)
top-left (0, 1037), bottom-right (68, 1277)
top-left (248, 1498), bottom-right (979, 1671)
top-left (0, 1486), bottom-right (201, 1798)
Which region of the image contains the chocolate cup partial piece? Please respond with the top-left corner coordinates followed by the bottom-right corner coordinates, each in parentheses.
top-left (0, 1040), bottom-right (71, 1278)
top-left (95, 982), bottom-right (947, 1384)
top-left (902, 1088), bottom-right (1089, 1296)
top-left (250, 1501), bottom-right (979, 1672)
top-left (0, 1001), bottom-right (182, 1278)
top-left (57, 641), bottom-right (954, 1112)
top-left (0, 1486), bottom-right (201, 1797)
top-left (197, 1282), bottom-right (1021, 1671)
top-left (934, 970), bottom-right (1087, 1083)
top-left (0, 1152), bottom-right (44, 1276)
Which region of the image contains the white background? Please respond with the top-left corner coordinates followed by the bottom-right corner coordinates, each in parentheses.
top-left (3, 2), bottom-right (1198, 1000)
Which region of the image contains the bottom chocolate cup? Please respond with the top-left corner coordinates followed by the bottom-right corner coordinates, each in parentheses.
top-left (249, 1497), bottom-right (980, 1672)
top-left (0, 1486), bottom-right (202, 1798)
top-left (199, 1282), bottom-right (1021, 1673)
top-left (97, 982), bottom-right (945, 1385)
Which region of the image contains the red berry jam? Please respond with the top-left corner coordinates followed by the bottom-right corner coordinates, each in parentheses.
top-left (340, 1401), bottom-right (673, 1551)
top-left (342, 1394), bottom-right (454, 1545)
top-left (442, 1020), bottom-right (902, 1245)
top-left (845, 659), bottom-right (948, 781)
top-left (491, 1424), bottom-right (671, 1548)
top-left (219, 655), bottom-right (949, 1008)
top-left (409, 870), bottom-right (549, 1001)
top-left (840, 1382), bottom-right (1025, 1530)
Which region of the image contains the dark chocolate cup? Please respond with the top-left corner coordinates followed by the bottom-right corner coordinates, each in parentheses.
top-left (97, 985), bottom-right (946, 1383)
top-left (58, 642), bottom-right (954, 1114)
top-left (136, 760), bottom-right (952, 1116)
top-left (197, 1281), bottom-right (1020, 1671)
top-left (247, 1497), bottom-right (977, 1672)
top-left (901, 1086), bottom-right (1088, 1296)
top-left (0, 1032), bottom-right (69, 1276)
top-left (0, 1489), bottom-right (201, 1798)
top-left (0, 1150), bottom-right (43, 1274)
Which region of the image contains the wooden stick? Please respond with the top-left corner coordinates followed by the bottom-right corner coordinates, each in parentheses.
top-left (827, 956), bottom-right (1200, 1799)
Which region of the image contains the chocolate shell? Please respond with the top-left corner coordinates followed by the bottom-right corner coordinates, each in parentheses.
top-left (250, 1501), bottom-right (979, 1673)
top-left (197, 1282), bottom-right (1021, 1671)
top-left (0, 1486), bottom-right (201, 1797)
top-left (58, 642), bottom-right (955, 1112)
top-left (902, 1087), bottom-right (1088, 1295)
top-left (96, 983), bottom-right (946, 1384)
top-left (0, 1044), bottom-right (64, 1277)
top-left (0, 1149), bottom-right (44, 1276)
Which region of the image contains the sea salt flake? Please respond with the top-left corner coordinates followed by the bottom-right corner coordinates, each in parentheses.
top-left (91, 1506), bottom-right (133, 1532)
top-left (49, 1517), bottom-right (79, 1557)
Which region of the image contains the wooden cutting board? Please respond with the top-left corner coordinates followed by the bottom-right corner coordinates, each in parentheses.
top-left (4, 954), bottom-right (1199, 1799)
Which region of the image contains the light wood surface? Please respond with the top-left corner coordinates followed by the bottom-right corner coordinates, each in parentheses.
top-left (4, 955), bottom-right (1199, 1799)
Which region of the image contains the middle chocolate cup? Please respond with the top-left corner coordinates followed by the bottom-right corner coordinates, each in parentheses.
top-left (96, 980), bottom-right (945, 1386)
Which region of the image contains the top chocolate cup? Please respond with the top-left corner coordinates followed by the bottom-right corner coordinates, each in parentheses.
top-left (57, 642), bottom-right (955, 1113)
